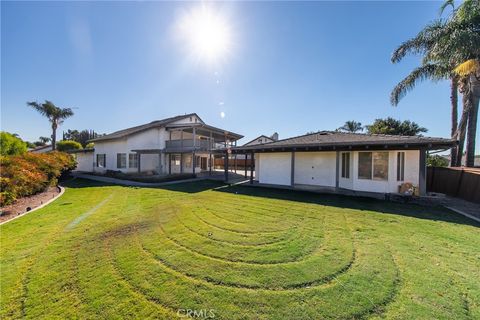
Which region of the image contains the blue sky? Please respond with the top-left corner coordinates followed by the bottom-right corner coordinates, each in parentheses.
top-left (2, 1), bottom-right (477, 150)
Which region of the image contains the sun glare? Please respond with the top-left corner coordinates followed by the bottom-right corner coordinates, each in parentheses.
top-left (177, 5), bottom-right (232, 63)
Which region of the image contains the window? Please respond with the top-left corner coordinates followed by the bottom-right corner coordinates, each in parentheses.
top-left (341, 152), bottom-right (350, 178)
top-left (358, 152), bottom-right (389, 181)
top-left (117, 153), bottom-right (126, 168)
top-left (397, 152), bottom-right (405, 181)
top-left (171, 154), bottom-right (181, 166)
top-left (96, 154), bottom-right (106, 168)
top-left (129, 153), bottom-right (138, 168)
top-left (358, 152), bottom-right (372, 179)
top-left (185, 155), bottom-right (192, 168)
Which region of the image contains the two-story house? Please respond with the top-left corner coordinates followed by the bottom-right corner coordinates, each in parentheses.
top-left (73, 113), bottom-right (243, 175)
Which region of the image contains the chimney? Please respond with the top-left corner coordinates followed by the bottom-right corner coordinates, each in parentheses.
top-left (271, 132), bottom-right (279, 141)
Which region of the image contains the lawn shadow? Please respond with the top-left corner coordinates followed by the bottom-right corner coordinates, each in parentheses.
top-left (62, 177), bottom-right (225, 194)
top-left (215, 184), bottom-right (480, 228)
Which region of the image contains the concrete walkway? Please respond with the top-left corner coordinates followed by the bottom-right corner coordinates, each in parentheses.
top-left (443, 197), bottom-right (480, 223)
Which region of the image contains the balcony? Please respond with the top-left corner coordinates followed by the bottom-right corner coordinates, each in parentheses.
top-left (165, 139), bottom-right (225, 152)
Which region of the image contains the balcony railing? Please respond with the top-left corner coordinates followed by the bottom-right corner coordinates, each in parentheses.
top-left (165, 139), bottom-right (225, 151)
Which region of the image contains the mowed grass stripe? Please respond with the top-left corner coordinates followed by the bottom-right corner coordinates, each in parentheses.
top-left (2, 179), bottom-right (479, 319)
top-left (160, 209), bottom-right (324, 264)
top-left (108, 220), bottom-right (399, 319)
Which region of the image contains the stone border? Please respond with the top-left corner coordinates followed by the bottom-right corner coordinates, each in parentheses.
top-left (0, 186), bottom-right (65, 226)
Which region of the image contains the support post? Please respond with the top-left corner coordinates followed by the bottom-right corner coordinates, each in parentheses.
top-left (234, 155), bottom-right (237, 174)
top-left (244, 153), bottom-right (248, 178)
top-left (335, 151), bottom-right (340, 189)
top-left (224, 151), bottom-right (229, 182)
top-left (192, 152), bottom-right (196, 176)
top-left (138, 153), bottom-right (141, 173)
top-left (209, 153), bottom-right (212, 176)
top-left (193, 127), bottom-right (196, 148)
top-left (168, 154), bottom-right (171, 175)
top-left (180, 153), bottom-right (184, 173)
top-left (419, 148), bottom-right (427, 196)
top-left (250, 152), bottom-right (254, 184)
top-left (291, 151), bottom-right (295, 187)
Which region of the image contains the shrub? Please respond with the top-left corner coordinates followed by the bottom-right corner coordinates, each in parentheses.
top-left (0, 132), bottom-right (27, 156)
top-left (56, 140), bottom-right (82, 152)
top-left (85, 142), bottom-right (95, 149)
top-left (0, 151), bottom-right (76, 206)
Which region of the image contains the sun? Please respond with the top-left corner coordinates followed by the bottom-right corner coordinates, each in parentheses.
top-left (177, 5), bottom-right (232, 63)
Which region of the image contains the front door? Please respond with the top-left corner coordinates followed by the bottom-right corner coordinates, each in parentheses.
top-left (201, 157), bottom-right (207, 170)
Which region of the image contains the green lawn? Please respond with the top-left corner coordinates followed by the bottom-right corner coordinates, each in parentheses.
top-left (1, 179), bottom-right (479, 319)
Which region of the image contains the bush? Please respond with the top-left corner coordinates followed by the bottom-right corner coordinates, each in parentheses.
top-left (0, 132), bottom-right (27, 156)
top-left (56, 140), bottom-right (82, 152)
top-left (85, 142), bottom-right (95, 149)
top-left (0, 151), bottom-right (76, 206)
top-left (427, 154), bottom-right (449, 167)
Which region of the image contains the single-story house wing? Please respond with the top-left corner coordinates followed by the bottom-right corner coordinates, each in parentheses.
top-left (231, 131), bottom-right (456, 196)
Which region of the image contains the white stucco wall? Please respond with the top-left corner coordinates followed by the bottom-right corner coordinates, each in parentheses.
top-left (294, 152), bottom-right (336, 187)
top-left (74, 152), bottom-right (94, 172)
top-left (258, 153), bottom-right (291, 185)
top-left (93, 128), bottom-right (166, 174)
top-left (256, 149), bottom-right (421, 194)
top-left (351, 150), bottom-right (419, 193)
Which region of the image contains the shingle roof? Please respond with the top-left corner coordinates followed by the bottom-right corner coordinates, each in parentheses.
top-left (89, 113), bottom-right (198, 142)
top-left (233, 131), bottom-right (456, 152)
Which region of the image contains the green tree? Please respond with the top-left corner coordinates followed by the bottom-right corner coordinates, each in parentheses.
top-left (427, 154), bottom-right (449, 167)
top-left (56, 140), bottom-right (82, 152)
top-left (38, 136), bottom-right (51, 145)
top-left (0, 132), bottom-right (27, 155)
top-left (337, 121), bottom-right (363, 133)
top-left (366, 118), bottom-right (427, 136)
top-left (391, 0), bottom-right (480, 167)
top-left (27, 100), bottom-right (74, 151)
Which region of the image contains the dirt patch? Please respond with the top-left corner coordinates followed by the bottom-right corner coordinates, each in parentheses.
top-left (0, 186), bottom-right (61, 223)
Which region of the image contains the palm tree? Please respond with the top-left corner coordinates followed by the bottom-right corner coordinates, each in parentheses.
top-left (391, 0), bottom-right (479, 167)
top-left (390, 20), bottom-right (459, 165)
top-left (27, 100), bottom-right (74, 151)
top-left (337, 121), bottom-right (363, 133)
top-left (455, 60), bottom-right (480, 166)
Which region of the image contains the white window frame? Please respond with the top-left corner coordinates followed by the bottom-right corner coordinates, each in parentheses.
top-left (129, 153), bottom-right (138, 168)
top-left (341, 152), bottom-right (350, 179)
top-left (397, 152), bottom-right (405, 181)
top-left (358, 152), bottom-right (389, 181)
top-left (117, 153), bottom-right (127, 169)
top-left (96, 154), bottom-right (106, 168)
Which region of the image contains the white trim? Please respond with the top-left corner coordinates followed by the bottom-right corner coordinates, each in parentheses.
top-left (0, 186), bottom-right (65, 226)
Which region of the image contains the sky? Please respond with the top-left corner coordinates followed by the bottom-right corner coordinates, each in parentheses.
top-left (1, 1), bottom-right (478, 151)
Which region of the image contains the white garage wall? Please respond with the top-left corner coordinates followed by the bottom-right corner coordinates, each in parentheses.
top-left (74, 152), bottom-right (94, 172)
top-left (256, 149), bottom-right (421, 194)
top-left (258, 153), bottom-right (291, 185)
top-left (294, 152), bottom-right (336, 187)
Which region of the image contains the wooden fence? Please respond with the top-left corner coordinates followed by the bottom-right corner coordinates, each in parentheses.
top-left (427, 167), bottom-right (480, 203)
top-left (214, 158), bottom-right (253, 169)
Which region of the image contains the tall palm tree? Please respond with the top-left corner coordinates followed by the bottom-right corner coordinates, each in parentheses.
top-left (391, 0), bottom-right (479, 167)
top-left (337, 121), bottom-right (363, 133)
top-left (455, 60), bottom-right (480, 166)
top-left (27, 100), bottom-right (74, 151)
top-left (390, 20), bottom-right (459, 165)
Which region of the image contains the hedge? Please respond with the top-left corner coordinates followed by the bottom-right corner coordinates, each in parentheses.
top-left (0, 152), bottom-right (76, 206)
